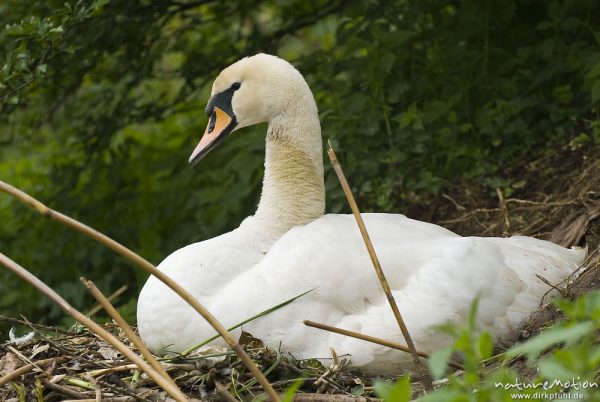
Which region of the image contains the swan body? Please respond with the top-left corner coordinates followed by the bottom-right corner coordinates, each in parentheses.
top-left (137, 54), bottom-right (586, 374)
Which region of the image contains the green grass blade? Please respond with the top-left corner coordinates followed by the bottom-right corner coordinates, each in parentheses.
top-left (179, 288), bottom-right (315, 356)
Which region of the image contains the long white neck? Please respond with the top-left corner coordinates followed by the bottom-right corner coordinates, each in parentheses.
top-left (254, 100), bottom-right (325, 234)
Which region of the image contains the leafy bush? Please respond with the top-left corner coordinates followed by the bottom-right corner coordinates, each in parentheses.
top-left (373, 291), bottom-right (600, 401)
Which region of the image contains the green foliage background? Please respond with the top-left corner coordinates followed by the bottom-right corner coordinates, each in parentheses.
top-left (1, 0), bottom-right (600, 333)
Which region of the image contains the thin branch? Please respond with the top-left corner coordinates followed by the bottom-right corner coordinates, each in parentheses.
top-left (0, 314), bottom-right (76, 335)
top-left (85, 284), bottom-right (128, 317)
top-left (441, 193), bottom-right (466, 211)
top-left (535, 274), bottom-right (567, 297)
top-left (0, 252), bottom-right (187, 402)
top-left (0, 179), bottom-right (279, 402)
top-left (0, 357), bottom-right (67, 387)
top-left (303, 320), bottom-right (463, 371)
top-left (215, 381), bottom-right (238, 402)
top-left (496, 188), bottom-right (510, 237)
top-left (42, 380), bottom-right (88, 399)
top-left (61, 399), bottom-right (131, 402)
top-left (293, 395), bottom-right (380, 402)
top-left (6, 345), bottom-right (46, 375)
top-left (88, 364), bottom-right (138, 377)
top-left (80, 278), bottom-right (179, 390)
top-left (326, 142), bottom-right (434, 390)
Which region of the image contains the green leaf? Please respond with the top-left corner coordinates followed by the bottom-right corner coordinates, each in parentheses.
top-left (351, 384), bottom-right (365, 396)
top-left (36, 64), bottom-right (47, 75)
top-left (374, 376), bottom-right (411, 402)
top-left (280, 380), bottom-right (303, 402)
top-left (428, 346), bottom-right (453, 379)
top-left (589, 346), bottom-right (600, 366)
top-left (538, 359), bottom-right (578, 380)
top-left (478, 332), bottom-right (494, 360)
top-left (379, 52), bottom-right (396, 75)
top-left (384, 30), bottom-right (416, 46)
top-left (506, 321), bottom-right (594, 360)
top-left (468, 295), bottom-right (480, 330)
top-left (179, 288), bottom-right (315, 355)
top-left (419, 388), bottom-right (464, 402)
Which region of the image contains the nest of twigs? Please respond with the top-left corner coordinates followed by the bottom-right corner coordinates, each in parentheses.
top-left (1, 141), bottom-right (599, 401)
top-left (0, 319), bottom-right (384, 401)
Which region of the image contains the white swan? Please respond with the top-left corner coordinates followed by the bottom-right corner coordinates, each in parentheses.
top-left (137, 54), bottom-right (586, 374)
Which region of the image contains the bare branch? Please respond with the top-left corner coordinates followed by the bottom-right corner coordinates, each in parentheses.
top-left (326, 142), bottom-right (434, 390)
top-left (80, 277), bottom-right (179, 391)
top-left (303, 320), bottom-right (463, 371)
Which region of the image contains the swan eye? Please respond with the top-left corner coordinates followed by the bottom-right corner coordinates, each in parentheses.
top-left (231, 82), bottom-right (241, 90)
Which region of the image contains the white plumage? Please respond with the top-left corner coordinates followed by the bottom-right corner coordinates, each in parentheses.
top-left (137, 54), bottom-right (585, 374)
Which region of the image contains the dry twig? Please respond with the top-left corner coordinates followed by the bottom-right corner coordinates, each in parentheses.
top-left (496, 188), bottom-right (510, 237)
top-left (62, 399), bottom-right (132, 402)
top-left (293, 395), bottom-right (380, 402)
top-left (87, 364), bottom-right (138, 377)
top-left (0, 357), bottom-right (67, 387)
top-left (85, 285), bottom-right (128, 317)
top-left (0, 315), bottom-right (75, 335)
top-left (215, 381), bottom-right (238, 402)
top-left (80, 277), bottom-right (178, 389)
top-left (535, 274), bottom-right (567, 297)
top-left (42, 379), bottom-right (87, 399)
top-left (303, 320), bottom-right (463, 371)
top-left (326, 142), bottom-right (433, 391)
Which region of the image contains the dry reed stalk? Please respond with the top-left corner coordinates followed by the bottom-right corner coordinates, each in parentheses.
top-left (62, 399), bottom-right (132, 402)
top-left (303, 320), bottom-right (463, 371)
top-left (88, 364), bottom-right (138, 377)
top-left (86, 284), bottom-right (128, 317)
top-left (0, 357), bottom-right (67, 386)
top-left (7, 345), bottom-right (45, 373)
top-left (42, 380), bottom-right (87, 399)
top-left (326, 142), bottom-right (433, 390)
top-left (0, 180), bottom-right (279, 402)
top-left (496, 188), bottom-right (511, 237)
top-left (0, 252), bottom-right (187, 402)
top-left (80, 278), bottom-right (178, 389)
top-left (534, 274), bottom-right (567, 297)
top-left (215, 382), bottom-right (238, 402)
top-left (0, 314), bottom-right (75, 335)
top-left (293, 394), bottom-right (380, 402)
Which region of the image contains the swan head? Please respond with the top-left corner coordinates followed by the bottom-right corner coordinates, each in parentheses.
top-left (189, 53), bottom-right (315, 166)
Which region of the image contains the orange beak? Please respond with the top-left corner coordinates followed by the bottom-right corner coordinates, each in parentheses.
top-left (188, 106), bottom-right (236, 166)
